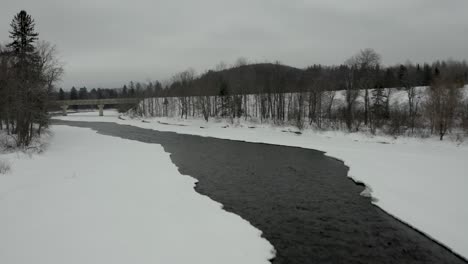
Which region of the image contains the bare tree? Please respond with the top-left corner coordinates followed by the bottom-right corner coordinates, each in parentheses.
top-left (347, 49), bottom-right (381, 126)
top-left (398, 63), bottom-right (421, 133)
top-left (426, 77), bottom-right (462, 140)
top-left (173, 68), bottom-right (195, 119)
top-left (37, 41), bottom-right (64, 93)
top-left (234, 57), bottom-right (248, 67)
top-left (194, 71), bottom-right (211, 121)
top-left (120, 50), bottom-right (468, 139)
top-left (462, 99), bottom-right (468, 134)
top-left (215, 61), bottom-right (227, 71)
top-left (323, 90), bottom-right (336, 122)
top-left (341, 64), bottom-right (360, 131)
top-left (36, 40), bottom-right (64, 133)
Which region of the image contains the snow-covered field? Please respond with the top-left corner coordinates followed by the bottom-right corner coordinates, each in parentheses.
top-left (54, 110), bottom-right (468, 260)
top-left (0, 125), bottom-right (274, 264)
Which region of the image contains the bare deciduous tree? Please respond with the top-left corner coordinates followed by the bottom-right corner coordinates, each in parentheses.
top-left (37, 41), bottom-right (64, 93)
top-left (347, 49), bottom-right (381, 126)
top-left (426, 77), bottom-right (462, 140)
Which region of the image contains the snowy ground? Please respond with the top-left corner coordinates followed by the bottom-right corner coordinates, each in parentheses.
top-left (0, 125), bottom-right (274, 264)
top-left (54, 110), bottom-right (468, 260)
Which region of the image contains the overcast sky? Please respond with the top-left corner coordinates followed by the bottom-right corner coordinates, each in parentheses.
top-left (2, 0), bottom-right (468, 89)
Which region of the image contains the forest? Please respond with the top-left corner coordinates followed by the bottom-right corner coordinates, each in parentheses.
top-left (113, 51), bottom-right (468, 140)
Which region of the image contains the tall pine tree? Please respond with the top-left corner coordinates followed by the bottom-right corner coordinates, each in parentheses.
top-left (7, 11), bottom-right (38, 57)
top-left (7, 10), bottom-right (45, 146)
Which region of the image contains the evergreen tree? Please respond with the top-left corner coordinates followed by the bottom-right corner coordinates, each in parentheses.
top-left (398, 65), bottom-right (407, 87)
top-left (135, 82), bottom-right (142, 97)
top-left (7, 10), bottom-right (44, 146)
top-left (70, 87), bottom-right (78, 100)
top-left (423, 64), bottom-right (432, 86)
top-left (372, 88), bottom-right (387, 117)
top-left (155, 81), bottom-right (163, 96)
top-left (108, 89), bottom-right (117, 98)
top-left (129, 81), bottom-right (135, 97)
top-left (77, 87), bottom-right (88, 109)
top-left (147, 82), bottom-right (154, 96)
top-left (434, 67), bottom-right (440, 78)
top-left (371, 88), bottom-right (388, 132)
top-left (78, 87), bottom-right (88, 99)
top-left (90, 88), bottom-right (98, 99)
top-left (7, 11), bottom-right (38, 57)
top-left (121, 85), bottom-right (128, 97)
top-left (380, 68), bottom-right (393, 88)
top-left (218, 80), bottom-right (230, 117)
top-left (58, 88), bottom-right (65, 100)
top-left (415, 64), bottom-right (423, 85)
top-left (69, 87), bottom-right (78, 110)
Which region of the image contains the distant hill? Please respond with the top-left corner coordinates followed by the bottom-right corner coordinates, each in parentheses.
top-left (173, 63), bottom-right (306, 96)
top-left (163, 61), bottom-right (468, 97)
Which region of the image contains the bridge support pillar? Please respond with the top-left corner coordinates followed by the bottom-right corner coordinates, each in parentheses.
top-left (61, 105), bottom-right (69, 116)
top-left (98, 104), bottom-right (104, 116)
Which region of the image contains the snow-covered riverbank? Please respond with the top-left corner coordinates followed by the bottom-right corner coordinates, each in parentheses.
top-left (54, 110), bottom-right (468, 260)
top-left (0, 125), bottom-right (274, 264)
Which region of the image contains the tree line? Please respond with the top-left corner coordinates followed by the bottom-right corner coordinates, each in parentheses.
top-left (53, 79), bottom-right (165, 101)
top-left (0, 10), bottom-right (63, 147)
top-left (131, 50), bottom-right (468, 140)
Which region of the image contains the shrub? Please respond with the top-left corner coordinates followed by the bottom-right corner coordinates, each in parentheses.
top-left (0, 159), bottom-right (11, 174)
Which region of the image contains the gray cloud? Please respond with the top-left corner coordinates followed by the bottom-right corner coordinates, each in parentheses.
top-left (1, 0), bottom-right (467, 89)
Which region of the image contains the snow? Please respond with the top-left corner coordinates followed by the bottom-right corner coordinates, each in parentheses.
top-left (54, 110), bottom-right (468, 259)
top-left (0, 125), bottom-right (274, 264)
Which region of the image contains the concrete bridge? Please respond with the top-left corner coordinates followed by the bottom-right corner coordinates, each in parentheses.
top-left (54, 98), bottom-right (140, 116)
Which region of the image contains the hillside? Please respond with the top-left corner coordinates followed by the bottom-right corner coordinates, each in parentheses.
top-left (175, 63), bottom-right (305, 97)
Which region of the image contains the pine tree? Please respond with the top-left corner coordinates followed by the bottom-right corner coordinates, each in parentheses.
top-left (155, 81), bottom-right (163, 96)
top-left (121, 85), bottom-right (128, 97)
top-left (423, 64), bottom-right (432, 86)
top-left (7, 11), bottom-right (38, 57)
top-left (382, 68), bottom-right (395, 88)
top-left (70, 87), bottom-right (78, 100)
top-left (58, 88), bottom-right (65, 100)
top-left (398, 65), bottom-right (407, 87)
top-left (78, 87), bottom-right (88, 100)
top-left (129, 81), bottom-right (135, 97)
top-left (7, 10), bottom-right (44, 146)
top-left (372, 88), bottom-right (387, 117)
top-left (434, 67), bottom-right (440, 78)
top-left (89, 88), bottom-right (98, 99)
top-left (371, 88), bottom-right (388, 132)
top-left (135, 82), bottom-right (142, 97)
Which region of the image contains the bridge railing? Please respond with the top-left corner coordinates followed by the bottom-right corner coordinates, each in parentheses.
top-left (54, 98), bottom-right (140, 106)
top-left (53, 98), bottom-right (141, 116)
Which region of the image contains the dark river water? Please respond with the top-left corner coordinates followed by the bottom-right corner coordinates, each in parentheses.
top-left (52, 120), bottom-right (467, 264)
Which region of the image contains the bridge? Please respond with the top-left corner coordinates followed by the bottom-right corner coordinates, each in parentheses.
top-left (54, 98), bottom-right (140, 116)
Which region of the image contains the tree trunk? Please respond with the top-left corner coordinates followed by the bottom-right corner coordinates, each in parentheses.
top-left (364, 89), bottom-right (369, 125)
